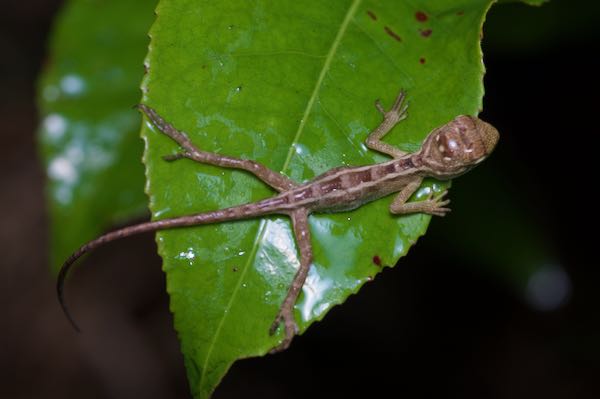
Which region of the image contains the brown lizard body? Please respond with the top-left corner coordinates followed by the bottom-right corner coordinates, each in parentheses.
top-left (57, 90), bottom-right (499, 352)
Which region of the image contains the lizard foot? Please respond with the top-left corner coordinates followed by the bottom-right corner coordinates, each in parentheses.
top-left (162, 152), bottom-right (189, 162)
top-left (375, 89), bottom-right (408, 123)
top-left (423, 190), bottom-right (451, 217)
top-left (269, 305), bottom-right (299, 353)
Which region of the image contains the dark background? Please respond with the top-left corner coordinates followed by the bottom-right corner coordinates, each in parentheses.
top-left (1, 0), bottom-right (599, 398)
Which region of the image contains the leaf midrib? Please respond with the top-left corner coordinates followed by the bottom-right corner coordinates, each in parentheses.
top-left (198, 0), bottom-right (362, 389)
top-left (280, 0), bottom-right (362, 174)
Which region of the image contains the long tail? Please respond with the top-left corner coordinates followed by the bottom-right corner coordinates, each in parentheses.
top-left (57, 197), bottom-right (286, 331)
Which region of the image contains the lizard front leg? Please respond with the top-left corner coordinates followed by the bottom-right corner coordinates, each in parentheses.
top-left (390, 177), bottom-right (451, 217)
top-left (366, 89), bottom-right (409, 159)
top-left (269, 208), bottom-right (312, 353)
top-left (138, 104), bottom-right (297, 192)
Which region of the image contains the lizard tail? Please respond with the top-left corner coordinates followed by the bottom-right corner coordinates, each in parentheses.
top-left (57, 197), bottom-right (286, 331)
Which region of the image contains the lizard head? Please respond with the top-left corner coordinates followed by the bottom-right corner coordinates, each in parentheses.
top-left (420, 115), bottom-right (499, 178)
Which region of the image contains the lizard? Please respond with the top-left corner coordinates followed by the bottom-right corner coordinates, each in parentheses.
top-left (57, 89), bottom-right (499, 352)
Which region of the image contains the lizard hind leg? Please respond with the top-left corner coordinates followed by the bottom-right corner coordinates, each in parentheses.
top-left (137, 104), bottom-right (297, 192)
top-left (269, 208), bottom-right (313, 353)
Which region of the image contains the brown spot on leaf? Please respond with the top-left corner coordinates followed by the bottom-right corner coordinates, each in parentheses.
top-left (420, 28), bottom-right (432, 38)
top-left (372, 255), bottom-right (382, 267)
top-left (457, 11), bottom-right (464, 16)
top-left (367, 10), bottom-right (377, 21)
top-left (233, 267), bottom-right (238, 272)
top-left (415, 11), bottom-right (428, 22)
top-left (419, 57), bottom-right (426, 64)
top-left (384, 26), bottom-right (402, 42)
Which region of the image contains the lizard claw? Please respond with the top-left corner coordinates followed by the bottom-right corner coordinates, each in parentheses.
top-left (374, 99), bottom-right (386, 115)
top-left (391, 89), bottom-right (407, 112)
top-left (430, 207), bottom-right (451, 217)
top-left (162, 152), bottom-right (189, 162)
top-left (426, 190), bottom-right (451, 216)
top-left (269, 306), bottom-right (299, 353)
top-left (375, 89), bottom-right (408, 123)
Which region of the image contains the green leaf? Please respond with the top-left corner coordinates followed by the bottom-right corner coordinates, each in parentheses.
top-left (38, 0), bottom-right (156, 272)
top-left (142, 0), bottom-right (495, 396)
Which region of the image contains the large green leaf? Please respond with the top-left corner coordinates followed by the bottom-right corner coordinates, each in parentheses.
top-left (38, 0), bottom-right (155, 272)
top-left (141, 0), bottom-right (495, 396)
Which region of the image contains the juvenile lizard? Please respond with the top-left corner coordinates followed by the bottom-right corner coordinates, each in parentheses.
top-left (57, 90), bottom-right (499, 352)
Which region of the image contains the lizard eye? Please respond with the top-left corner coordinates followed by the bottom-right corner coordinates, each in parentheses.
top-left (436, 135), bottom-right (457, 159)
top-left (446, 138), bottom-right (459, 151)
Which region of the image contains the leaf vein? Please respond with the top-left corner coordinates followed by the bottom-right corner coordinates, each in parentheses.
top-left (280, 0), bottom-right (363, 173)
top-left (199, 220), bottom-right (267, 385)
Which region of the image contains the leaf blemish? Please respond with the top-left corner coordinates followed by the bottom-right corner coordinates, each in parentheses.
top-left (372, 255), bottom-right (382, 267)
top-left (419, 57), bottom-right (426, 64)
top-left (233, 267), bottom-right (238, 272)
top-left (366, 10), bottom-right (377, 21)
top-left (419, 29), bottom-right (432, 38)
top-left (383, 26), bottom-right (401, 42)
top-left (415, 11), bottom-right (428, 22)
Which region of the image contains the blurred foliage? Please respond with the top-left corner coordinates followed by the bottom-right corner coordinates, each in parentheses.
top-left (37, 0), bottom-right (156, 272)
